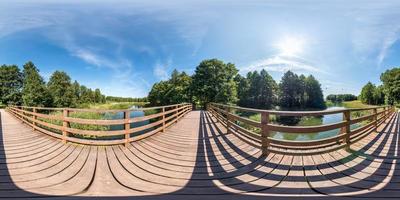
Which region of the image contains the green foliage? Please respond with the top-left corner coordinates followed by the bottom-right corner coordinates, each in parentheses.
top-left (360, 82), bottom-right (377, 105)
top-left (191, 59), bottom-right (238, 107)
top-left (81, 102), bottom-right (147, 110)
top-left (148, 69), bottom-right (192, 106)
top-left (341, 100), bottom-right (372, 108)
top-left (48, 71), bottom-right (77, 107)
top-left (304, 75), bottom-right (326, 109)
top-left (279, 71), bottom-right (303, 109)
top-left (279, 71), bottom-right (326, 110)
top-left (237, 69), bottom-right (278, 109)
top-left (0, 65), bottom-right (23, 105)
top-left (41, 111), bottom-right (109, 134)
top-left (22, 62), bottom-right (52, 107)
top-left (0, 61), bottom-right (132, 108)
top-left (277, 71), bottom-right (326, 125)
top-left (326, 94), bottom-right (358, 102)
top-left (380, 68), bottom-right (400, 105)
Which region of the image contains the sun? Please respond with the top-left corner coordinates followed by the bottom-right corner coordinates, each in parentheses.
top-left (276, 36), bottom-right (305, 56)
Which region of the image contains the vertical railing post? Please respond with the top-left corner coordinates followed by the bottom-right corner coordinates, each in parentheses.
top-left (162, 107), bottom-right (166, 132)
top-left (373, 108), bottom-right (378, 131)
top-left (226, 107), bottom-right (231, 134)
top-left (32, 108), bottom-right (37, 131)
top-left (62, 109), bottom-right (69, 144)
top-left (343, 110), bottom-right (351, 149)
top-left (124, 110), bottom-right (130, 147)
top-left (383, 107), bottom-right (387, 121)
top-left (224, 107), bottom-right (229, 127)
top-left (175, 105), bottom-right (179, 123)
top-left (261, 112), bottom-right (270, 155)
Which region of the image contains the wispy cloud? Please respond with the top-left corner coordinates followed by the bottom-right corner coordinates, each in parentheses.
top-left (153, 58), bottom-right (173, 80)
top-left (241, 55), bottom-right (323, 74)
top-left (349, 3), bottom-right (400, 67)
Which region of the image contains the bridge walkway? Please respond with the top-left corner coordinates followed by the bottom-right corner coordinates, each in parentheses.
top-left (0, 109), bottom-right (399, 199)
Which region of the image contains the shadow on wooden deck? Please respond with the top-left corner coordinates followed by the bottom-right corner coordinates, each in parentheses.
top-left (0, 110), bottom-right (399, 199)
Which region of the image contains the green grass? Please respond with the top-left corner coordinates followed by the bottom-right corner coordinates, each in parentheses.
top-left (0, 103), bottom-right (5, 109)
top-left (325, 100), bottom-right (335, 107)
top-left (341, 100), bottom-right (372, 109)
top-left (38, 110), bottom-right (111, 139)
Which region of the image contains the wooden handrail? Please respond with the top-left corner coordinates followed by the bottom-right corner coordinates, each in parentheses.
top-left (207, 102), bottom-right (394, 155)
top-left (6, 103), bottom-right (192, 146)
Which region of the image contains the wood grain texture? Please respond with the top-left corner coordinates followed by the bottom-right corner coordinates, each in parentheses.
top-left (0, 108), bottom-right (399, 199)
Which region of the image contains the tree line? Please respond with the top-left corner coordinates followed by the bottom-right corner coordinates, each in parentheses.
top-left (359, 68), bottom-right (400, 106)
top-left (0, 61), bottom-right (106, 107)
top-left (148, 59), bottom-right (326, 111)
top-left (326, 94), bottom-right (358, 103)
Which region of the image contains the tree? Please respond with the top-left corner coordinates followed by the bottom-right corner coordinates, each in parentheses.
top-left (279, 71), bottom-right (302, 109)
top-left (237, 70), bottom-right (278, 109)
top-left (380, 68), bottom-right (400, 105)
top-left (360, 82), bottom-right (376, 105)
top-left (191, 59), bottom-right (238, 107)
top-left (148, 69), bottom-right (192, 106)
top-left (47, 71), bottom-right (76, 107)
top-left (236, 74), bottom-right (250, 107)
top-left (304, 75), bottom-right (326, 109)
top-left (21, 62), bottom-right (52, 107)
top-left (373, 85), bottom-right (385, 105)
top-left (148, 81), bottom-right (170, 106)
top-left (326, 94), bottom-right (357, 102)
top-left (0, 65), bottom-right (23, 105)
top-left (94, 88), bottom-right (102, 103)
top-left (72, 81), bottom-right (81, 103)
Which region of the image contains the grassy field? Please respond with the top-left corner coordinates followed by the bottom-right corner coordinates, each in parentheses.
top-left (0, 103), bottom-right (5, 109)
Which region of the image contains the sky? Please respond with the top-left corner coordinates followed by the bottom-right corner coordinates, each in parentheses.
top-left (1, 0), bottom-right (400, 98)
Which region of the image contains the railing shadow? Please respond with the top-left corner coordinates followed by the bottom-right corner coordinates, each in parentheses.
top-left (0, 109), bottom-right (399, 199)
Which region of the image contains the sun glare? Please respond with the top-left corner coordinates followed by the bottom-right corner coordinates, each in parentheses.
top-left (276, 36), bottom-right (305, 55)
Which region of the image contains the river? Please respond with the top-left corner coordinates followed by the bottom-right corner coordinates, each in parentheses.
top-left (271, 106), bottom-right (361, 141)
top-left (106, 105), bottom-right (356, 141)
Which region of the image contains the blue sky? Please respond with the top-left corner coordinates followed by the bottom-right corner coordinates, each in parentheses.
top-left (1, 0), bottom-right (400, 97)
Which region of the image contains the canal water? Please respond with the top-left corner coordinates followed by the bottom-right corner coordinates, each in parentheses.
top-left (106, 105), bottom-right (149, 131)
top-left (271, 106), bottom-right (362, 141)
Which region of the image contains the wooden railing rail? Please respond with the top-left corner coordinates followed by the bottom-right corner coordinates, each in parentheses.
top-left (207, 103), bottom-right (395, 155)
top-left (6, 103), bottom-right (192, 146)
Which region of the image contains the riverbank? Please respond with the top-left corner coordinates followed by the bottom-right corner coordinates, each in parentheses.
top-left (78, 102), bottom-right (149, 110)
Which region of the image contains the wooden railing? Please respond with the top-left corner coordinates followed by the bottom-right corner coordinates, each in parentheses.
top-left (7, 103), bottom-right (192, 146)
top-left (207, 103), bottom-right (395, 155)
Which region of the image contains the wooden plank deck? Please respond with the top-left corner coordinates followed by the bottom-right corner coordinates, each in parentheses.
top-left (0, 109), bottom-right (399, 199)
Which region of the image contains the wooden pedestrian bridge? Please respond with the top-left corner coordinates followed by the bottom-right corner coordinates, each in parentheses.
top-left (0, 102), bottom-right (399, 199)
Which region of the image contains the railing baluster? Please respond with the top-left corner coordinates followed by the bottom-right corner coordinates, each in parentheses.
top-left (373, 108), bottom-right (377, 131)
top-left (162, 107), bottom-right (166, 132)
top-left (343, 110), bottom-right (351, 149)
top-left (175, 105), bottom-right (179, 123)
top-left (226, 107), bottom-right (231, 134)
top-left (33, 108), bottom-right (37, 131)
top-left (261, 112), bottom-right (269, 155)
top-left (62, 109), bottom-right (69, 144)
top-left (124, 110), bottom-right (130, 147)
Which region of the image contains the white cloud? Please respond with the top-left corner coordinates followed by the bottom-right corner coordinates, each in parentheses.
top-left (349, 4), bottom-right (400, 67)
top-left (153, 58), bottom-right (173, 80)
top-left (242, 55), bottom-right (323, 74)
top-left (153, 63), bottom-right (169, 80)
